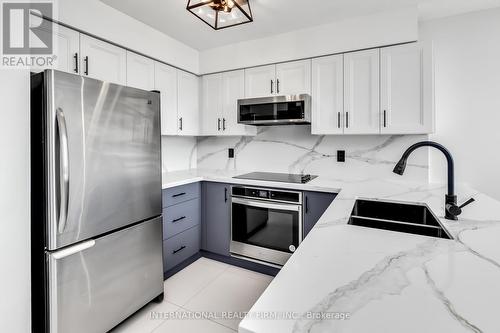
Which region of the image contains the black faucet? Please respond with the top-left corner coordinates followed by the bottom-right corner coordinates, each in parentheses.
top-left (393, 141), bottom-right (474, 220)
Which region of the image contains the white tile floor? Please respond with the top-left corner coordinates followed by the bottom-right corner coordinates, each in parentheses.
top-left (112, 258), bottom-right (274, 333)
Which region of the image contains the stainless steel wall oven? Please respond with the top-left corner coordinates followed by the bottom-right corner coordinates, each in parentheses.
top-left (230, 185), bottom-right (302, 266)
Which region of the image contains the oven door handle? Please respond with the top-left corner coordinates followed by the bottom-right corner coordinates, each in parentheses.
top-left (231, 197), bottom-right (301, 212)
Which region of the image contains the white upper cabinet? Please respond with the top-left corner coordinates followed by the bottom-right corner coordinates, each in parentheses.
top-left (222, 70), bottom-right (256, 136)
top-left (154, 62), bottom-right (178, 135)
top-left (380, 42), bottom-right (434, 134)
top-left (275, 60), bottom-right (311, 95)
top-left (80, 34), bottom-right (127, 85)
top-left (244, 65), bottom-right (276, 98)
top-left (343, 49), bottom-right (380, 134)
top-left (177, 71), bottom-right (200, 136)
top-left (126, 52), bottom-right (155, 90)
top-left (201, 73), bottom-right (223, 135)
top-left (244, 60), bottom-right (311, 98)
top-left (311, 55), bottom-right (344, 135)
top-left (30, 16), bottom-right (79, 74)
top-left (201, 70), bottom-right (256, 136)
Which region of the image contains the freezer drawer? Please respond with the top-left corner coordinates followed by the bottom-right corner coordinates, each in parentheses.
top-left (46, 217), bottom-right (163, 333)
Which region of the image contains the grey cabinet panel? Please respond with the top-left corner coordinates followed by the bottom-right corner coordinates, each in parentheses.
top-left (303, 191), bottom-right (337, 238)
top-left (202, 182), bottom-right (231, 256)
top-left (163, 182), bottom-right (200, 208)
top-left (163, 198), bottom-right (200, 240)
top-left (163, 225), bottom-right (200, 271)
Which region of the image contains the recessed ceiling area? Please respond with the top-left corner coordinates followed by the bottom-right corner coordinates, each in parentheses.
top-left (100, 0), bottom-right (500, 50)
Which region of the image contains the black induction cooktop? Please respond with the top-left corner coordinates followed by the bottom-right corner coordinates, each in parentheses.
top-left (233, 172), bottom-right (317, 184)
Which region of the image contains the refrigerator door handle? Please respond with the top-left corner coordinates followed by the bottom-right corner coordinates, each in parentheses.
top-left (56, 108), bottom-right (70, 234)
top-left (52, 240), bottom-right (96, 260)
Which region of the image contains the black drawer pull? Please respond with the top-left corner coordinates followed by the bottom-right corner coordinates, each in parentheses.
top-left (172, 192), bottom-right (186, 198)
top-left (172, 245), bottom-right (186, 254)
top-left (172, 216), bottom-right (186, 223)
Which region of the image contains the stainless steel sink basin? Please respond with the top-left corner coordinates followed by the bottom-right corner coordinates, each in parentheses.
top-left (349, 199), bottom-right (452, 239)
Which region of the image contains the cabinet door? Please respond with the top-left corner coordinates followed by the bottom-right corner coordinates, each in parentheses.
top-left (343, 49), bottom-right (380, 134)
top-left (30, 16), bottom-right (79, 74)
top-left (244, 65), bottom-right (276, 98)
top-left (380, 42), bottom-right (434, 134)
top-left (311, 55), bottom-right (344, 134)
top-left (201, 182), bottom-right (231, 256)
top-left (177, 71), bottom-right (200, 136)
top-left (154, 62), bottom-right (178, 135)
top-left (222, 70), bottom-right (257, 136)
top-left (126, 51), bottom-right (155, 90)
top-left (275, 59), bottom-right (312, 95)
top-left (303, 192), bottom-right (336, 238)
top-left (80, 34), bottom-right (127, 85)
top-left (201, 73), bottom-right (223, 135)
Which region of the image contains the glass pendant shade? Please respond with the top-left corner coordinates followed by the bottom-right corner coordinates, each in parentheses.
top-left (186, 0), bottom-right (253, 30)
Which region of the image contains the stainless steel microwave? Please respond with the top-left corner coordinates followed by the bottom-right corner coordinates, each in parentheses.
top-left (237, 94), bottom-right (311, 126)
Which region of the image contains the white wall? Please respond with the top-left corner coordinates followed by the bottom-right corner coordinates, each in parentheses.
top-left (420, 8), bottom-right (500, 199)
top-left (0, 70), bottom-right (30, 332)
top-left (199, 6), bottom-right (418, 74)
top-left (56, 0), bottom-right (200, 73)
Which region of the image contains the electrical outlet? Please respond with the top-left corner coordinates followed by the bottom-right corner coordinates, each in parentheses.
top-left (337, 150), bottom-right (345, 162)
top-left (228, 148), bottom-right (234, 158)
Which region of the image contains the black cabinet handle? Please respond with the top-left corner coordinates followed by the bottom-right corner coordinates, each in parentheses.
top-left (345, 111), bottom-right (349, 128)
top-left (224, 188), bottom-right (228, 203)
top-left (305, 196), bottom-right (309, 214)
top-left (172, 216), bottom-right (186, 223)
top-left (83, 56), bottom-right (89, 75)
top-left (276, 79), bottom-right (280, 94)
top-left (179, 117), bottom-right (183, 131)
top-left (222, 118), bottom-right (226, 131)
top-left (73, 53), bottom-right (79, 73)
top-left (217, 118), bottom-right (221, 131)
top-left (383, 110), bottom-right (387, 128)
top-left (172, 192), bottom-right (186, 198)
top-left (337, 112), bottom-right (341, 128)
top-left (172, 245), bottom-right (186, 254)
top-left (271, 80), bottom-right (274, 94)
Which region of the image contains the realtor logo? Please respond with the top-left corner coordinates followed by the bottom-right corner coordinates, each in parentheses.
top-left (2, 2), bottom-right (53, 54)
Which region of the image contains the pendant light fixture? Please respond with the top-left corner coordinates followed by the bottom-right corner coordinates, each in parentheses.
top-left (186, 0), bottom-right (253, 30)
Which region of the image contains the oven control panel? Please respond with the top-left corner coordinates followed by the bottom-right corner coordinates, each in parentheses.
top-left (232, 186), bottom-right (301, 204)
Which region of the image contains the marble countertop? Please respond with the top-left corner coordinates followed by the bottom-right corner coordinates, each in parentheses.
top-left (162, 169), bottom-right (500, 333)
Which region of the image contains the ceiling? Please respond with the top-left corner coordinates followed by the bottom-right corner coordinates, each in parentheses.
top-left (100, 0), bottom-right (500, 50)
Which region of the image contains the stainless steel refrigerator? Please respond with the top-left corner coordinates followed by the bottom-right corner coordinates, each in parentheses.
top-left (31, 70), bottom-right (164, 333)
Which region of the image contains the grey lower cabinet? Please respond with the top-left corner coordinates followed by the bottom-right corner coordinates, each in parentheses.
top-left (162, 183), bottom-right (201, 274)
top-left (303, 191), bottom-right (337, 238)
top-left (161, 182), bottom-right (336, 275)
top-left (201, 182), bottom-right (231, 257)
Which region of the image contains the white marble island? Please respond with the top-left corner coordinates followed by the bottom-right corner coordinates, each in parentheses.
top-left (162, 170), bottom-right (500, 333)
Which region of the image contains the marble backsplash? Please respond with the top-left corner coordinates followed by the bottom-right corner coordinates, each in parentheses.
top-left (161, 126), bottom-right (430, 181)
top-left (161, 136), bottom-right (197, 172)
top-left (195, 126), bottom-right (430, 182)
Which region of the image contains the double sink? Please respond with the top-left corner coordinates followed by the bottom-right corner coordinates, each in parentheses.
top-left (349, 199), bottom-right (453, 240)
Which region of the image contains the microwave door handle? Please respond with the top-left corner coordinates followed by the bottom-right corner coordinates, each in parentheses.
top-left (56, 108), bottom-right (70, 234)
top-left (232, 197), bottom-right (301, 212)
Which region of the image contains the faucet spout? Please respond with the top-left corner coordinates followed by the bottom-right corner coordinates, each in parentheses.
top-left (394, 141), bottom-right (455, 196)
top-left (393, 141), bottom-right (461, 220)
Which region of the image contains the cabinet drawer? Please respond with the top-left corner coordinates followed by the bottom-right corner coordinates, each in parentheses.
top-left (163, 226), bottom-right (200, 271)
top-left (163, 182), bottom-right (200, 207)
top-left (163, 199), bottom-right (200, 240)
